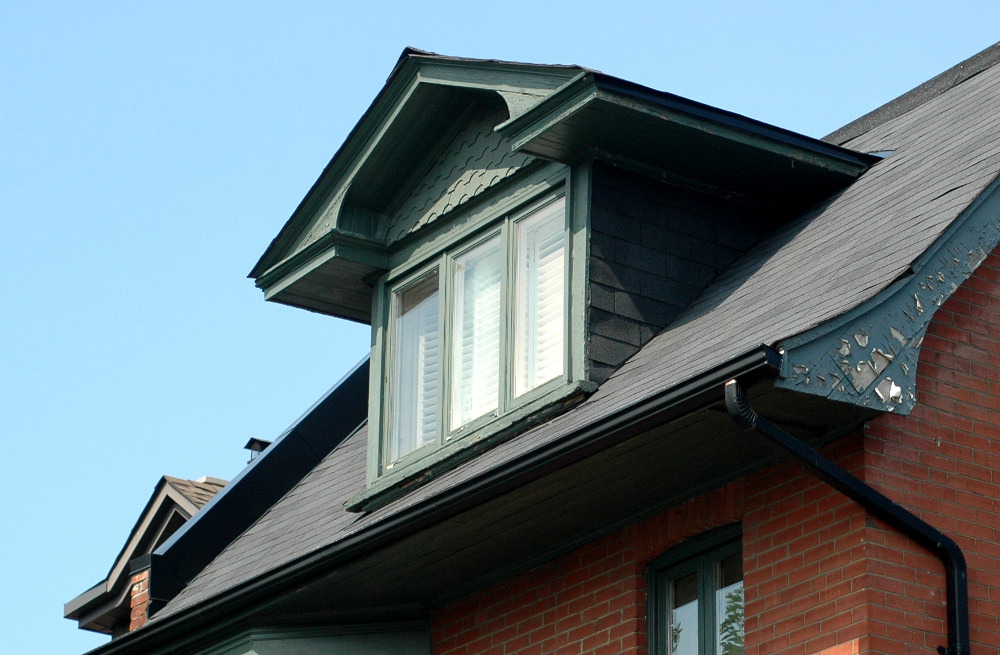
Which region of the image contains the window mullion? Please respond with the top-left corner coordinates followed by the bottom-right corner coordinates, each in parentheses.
top-left (499, 219), bottom-right (514, 415)
top-left (439, 252), bottom-right (452, 445)
top-left (701, 556), bottom-right (716, 655)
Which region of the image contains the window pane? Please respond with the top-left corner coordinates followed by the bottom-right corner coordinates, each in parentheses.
top-left (450, 237), bottom-right (502, 430)
top-left (716, 554), bottom-right (744, 655)
top-left (670, 572), bottom-right (699, 655)
top-left (514, 198), bottom-right (566, 397)
top-left (390, 272), bottom-right (440, 463)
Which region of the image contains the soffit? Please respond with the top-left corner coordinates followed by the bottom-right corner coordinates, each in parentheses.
top-left (499, 73), bottom-right (878, 211)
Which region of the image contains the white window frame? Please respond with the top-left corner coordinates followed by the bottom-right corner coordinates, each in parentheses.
top-left (361, 165), bottom-right (592, 497)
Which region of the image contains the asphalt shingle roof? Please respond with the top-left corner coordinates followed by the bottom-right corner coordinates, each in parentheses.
top-left (164, 476), bottom-right (227, 510)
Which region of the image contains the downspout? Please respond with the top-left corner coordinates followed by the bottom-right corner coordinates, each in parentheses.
top-left (724, 379), bottom-right (970, 655)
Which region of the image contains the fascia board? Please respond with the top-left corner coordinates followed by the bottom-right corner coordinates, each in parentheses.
top-left (592, 74), bottom-right (877, 175)
top-left (64, 581), bottom-right (104, 619)
top-left (411, 56), bottom-right (584, 97)
top-left (499, 72), bottom-right (877, 178)
top-left (256, 230), bottom-right (388, 299)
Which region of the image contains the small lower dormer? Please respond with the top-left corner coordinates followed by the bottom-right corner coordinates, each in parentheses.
top-left (64, 476), bottom-right (226, 637)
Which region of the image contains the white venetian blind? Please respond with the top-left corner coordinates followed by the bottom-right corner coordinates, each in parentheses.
top-left (514, 198), bottom-right (566, 397)
top-left (390, 272), bottom-right (440, 462)
top-left (450, 237), bottom-right (502, 430)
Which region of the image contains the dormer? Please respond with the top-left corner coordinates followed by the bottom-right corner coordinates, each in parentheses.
top-left (250, 50), bottom-right (876, 508)
top-left (64, 476), bottom-right (226, 637)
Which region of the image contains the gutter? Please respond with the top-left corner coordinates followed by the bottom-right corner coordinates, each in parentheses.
top-left (724, 379), bottom-right (970, 655)
top-left (85, 347), bottom-right (779, 655)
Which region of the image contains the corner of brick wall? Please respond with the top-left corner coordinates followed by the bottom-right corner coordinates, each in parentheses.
top-left (128, 568), bottom-right (150, 632)
top-left (860, 247), bottom-right (1000, 653)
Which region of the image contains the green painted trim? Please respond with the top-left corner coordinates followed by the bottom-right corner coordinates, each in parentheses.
top-left (349, 378), bottom-right (598, 513)
top-left (569, 160), bottom-right (592, 383)
top-left (498, 73), bottom-right (876, 178)
top-left (414, 59), bottom-right (581, 100)
top-left (256, 230), bottom-right (388, 295)
top-left (496, 73), bottom-right (597, 152)
top-left (777, 177), bottom-right (1000, 412)
top-left (387, 161), bottom-right (567, 272)
top-left (251, 62), bottom-right (422, 278)
top-left (361, 174), bottom-right (592, 506)
top-left (252, 55), bottom-right (585, 281)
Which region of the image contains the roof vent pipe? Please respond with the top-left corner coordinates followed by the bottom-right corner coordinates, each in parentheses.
top-left (724, 379), bottom-right (969, 655)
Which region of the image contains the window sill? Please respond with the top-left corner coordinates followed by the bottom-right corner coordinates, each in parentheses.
top-left (345, 378), bottom-right (597, 513)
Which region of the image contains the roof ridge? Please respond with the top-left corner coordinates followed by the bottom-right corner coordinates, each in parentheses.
top-left (825, 41), bottom-right (1000, 146)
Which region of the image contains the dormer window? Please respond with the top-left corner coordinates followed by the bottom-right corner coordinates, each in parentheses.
top-left (382, 194), bottom-right (568, 469)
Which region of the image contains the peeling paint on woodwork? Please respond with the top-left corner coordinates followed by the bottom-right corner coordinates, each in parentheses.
top-left (874, 378), bottom-right (902, 404)
top-left (839, 348), bottom-right (892, 392)
top-left (775, 179), bottom-right (1000, 414)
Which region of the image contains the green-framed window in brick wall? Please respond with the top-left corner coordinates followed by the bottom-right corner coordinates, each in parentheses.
top-left (650, 526), bottom-right (744, 655)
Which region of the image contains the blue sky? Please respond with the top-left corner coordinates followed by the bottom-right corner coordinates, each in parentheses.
top-left (2, 2), bottom-right (998, 653)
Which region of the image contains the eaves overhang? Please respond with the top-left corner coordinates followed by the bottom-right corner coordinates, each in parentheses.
top-left (776, 174), bottom-right (1000, 412)
top-left (498, 72), bottom-right (879, 210)
top-left (81, 346), bottom-right (882, 655)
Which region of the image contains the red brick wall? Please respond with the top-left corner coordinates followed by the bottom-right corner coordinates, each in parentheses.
top-left (129, 568), bottom-right (150, 632)
top-left (861, 248), bottom-right (1000, 653)
top-left (432, 482), bottom-right (745, 655)
top-left (742, 437), bottom-right (870, 655)
top-left (432, 250), bottom-right (1000, 655)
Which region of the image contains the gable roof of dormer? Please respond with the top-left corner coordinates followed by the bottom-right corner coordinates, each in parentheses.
top-left (64, 476), bottom-right (226, 635)
top-left (250, 49), bottom-right (875, 324)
